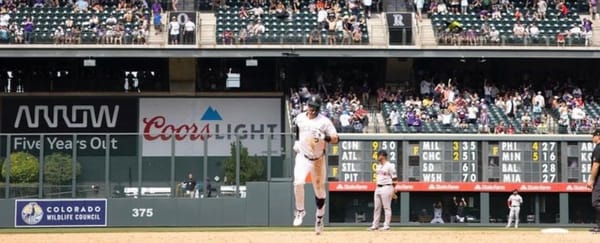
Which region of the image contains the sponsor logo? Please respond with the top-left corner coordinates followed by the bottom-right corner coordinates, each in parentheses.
top-left (15, 199), bottom-right (107, 227)
top-left (395, 184), bottom-right (414, 190)
top-left (565, 184), bottom-right (588, 191)
top-left (14, 105), bottom-right (120, 129)
top-left (392, 14), bottom-right (405, 27)
top-left (201, 106), bottom-right (222, 121)
top-left (427, 184), bottom-right (461, 191)
top-left (473, 184), bottom-right (506, 191)
top-left (334, 183), bottom-right (370, 191)
top-left (21, 202), bottom-right (43, 225)
top-left (519, 184), bottom-right (552, 191)
top-left (142, 106), bottom-right (278, 141)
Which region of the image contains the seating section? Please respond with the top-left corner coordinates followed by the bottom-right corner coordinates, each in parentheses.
top-left (384, 100), bottom-right (600, 134)
top-left (431, 0), bottom-right (587, 46)
top-left (7, 6), bottom-right (148, 44)
top-left (216, 2), bottom-right (369, 45)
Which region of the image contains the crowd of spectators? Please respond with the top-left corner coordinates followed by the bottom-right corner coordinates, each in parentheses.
top-left (220, 0), bottom-right (371, 45)
top-left (0, 0), bottom-right (155, 44)
top-left (381, 76), bottom-right (600, 134)
top-left (428, 0), bottom-right (592, 46)
top-left (289, 69), bottom-right (371, 133)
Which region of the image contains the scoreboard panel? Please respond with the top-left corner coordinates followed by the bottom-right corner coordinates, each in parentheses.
top-left (566, 141), bottom-right (594, 182)
top-left (335, 140), bottom-right (399, 182)
top-left (411, 141), bottom-right (481, 182)
top-left (488, 141), bottom-right (559, 183)
top-left (327, 137), bottom-right (592, 192)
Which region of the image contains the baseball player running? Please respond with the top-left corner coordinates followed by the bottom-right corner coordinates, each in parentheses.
top-left (292, 95), bottom-right (339, 235)
top-left (586, 129), bottom-right (600, 232)
top-left (430, 201), bottom-right (444, 224)
top-left (368, 150), bottom-right (397, 231)
top-left (506, 189), bottom-right (523, 228)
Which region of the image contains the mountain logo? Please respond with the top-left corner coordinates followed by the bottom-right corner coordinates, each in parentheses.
top-left (201, 106), bottom-right (223, 121)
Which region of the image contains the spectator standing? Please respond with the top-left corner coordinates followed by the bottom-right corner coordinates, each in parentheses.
top-left (168, 16), bottom-right (180, 44)
top-left (204, 178), bottom-right (213, 198)
top-left (183, 18), bottom-right (195, 44)
top-left (153, 12), bottom-right (162, 35)
top-left (23, 17), bottom-right (34, 44)
top-left (183, 173), bottom-right (197, 198)
top-left (453, 197), bottom-right (467, 223)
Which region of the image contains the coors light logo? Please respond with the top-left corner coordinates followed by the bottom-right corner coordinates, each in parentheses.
top-left (139, 98), bottom-right (282, 157)
top-left (141, 106), bottom-right (278, 141)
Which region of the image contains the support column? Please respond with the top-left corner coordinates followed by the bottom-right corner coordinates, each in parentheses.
top-left (480, 192), bottom-right (490, 224)
top-left (400, 192), bottom-right (410, 223)
top-left (535, 195), bottom-right (540, 223)
top-left (168, 58), bottom-right (197, 92)
top-left (559, 193), bottom-right (569, 224)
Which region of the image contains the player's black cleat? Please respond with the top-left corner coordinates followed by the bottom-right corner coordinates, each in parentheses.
top-left (589, 227), bottom-right (600, 233)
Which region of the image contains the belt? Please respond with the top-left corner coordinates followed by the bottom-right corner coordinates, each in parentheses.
top-left (377, 184), bottom-right (392, 187)
top-left (304, 154), bottom-right (321, 161)
top-left (511, 205), bottom-right (520, 207)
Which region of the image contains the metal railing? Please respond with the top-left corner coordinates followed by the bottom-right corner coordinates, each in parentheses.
top-left (0, 132), bottom-right (293, 199)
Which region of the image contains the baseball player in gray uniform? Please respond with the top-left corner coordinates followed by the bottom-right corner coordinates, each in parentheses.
top-left (292, 95), bottom-right (339, 235)
top-left (506, 189), bottom-right (523, 228)
top-left (368, 150), bottom-right (397, 231)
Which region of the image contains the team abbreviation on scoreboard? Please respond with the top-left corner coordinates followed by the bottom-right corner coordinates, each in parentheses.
top-left (580, 142), bottom-right (594, 182)
top-left (500, 142), bottom-right (523, 182)
top-left (340, 141), bottom-right (362, 182)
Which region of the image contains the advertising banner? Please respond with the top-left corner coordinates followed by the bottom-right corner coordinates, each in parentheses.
top-left (328, 182), bottom-right (592, 193)
top-left (15, 199), bottom-right (107, 227)
top-left (0, 97), bottom-right (138, 156)
top-left (139, 98), bottom-right (282, 156)
top-left (1, 97), bottom-right (138, 133)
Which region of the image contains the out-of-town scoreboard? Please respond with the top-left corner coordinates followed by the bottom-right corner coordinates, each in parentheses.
top-left (327, 138), bottom-right (591, 193)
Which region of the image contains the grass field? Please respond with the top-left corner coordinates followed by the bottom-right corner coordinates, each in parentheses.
top-left (0, 227), bottom-right (596, 243)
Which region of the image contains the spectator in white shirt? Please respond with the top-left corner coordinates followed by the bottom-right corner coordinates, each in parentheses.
top-left (183, 19), bottom-right (195, 44)
top-left (533, 91), bottom-right (545, 108)
top-left (0, 12), bottom-right (10, 27)
top-left (168, 17), bottom-right (180, 44)
top-left (571, 106), bottom-right (586, 132)
top-left (340, 111), bottom-right (352, 132)
top-left (529, 23), bottom-right (540, 38)
top-left (569, 25), bottom-right (582, 37)
top-left (317, 8), bottom-right (328, 26)
top-left (252, 6), bottom-right (264, 18)
top-left (489, 27), bottom-right (500, 43)
top-left (467, 104), bottom-right (478, 124)
top-left (420, 79), bottom-right (433, 97)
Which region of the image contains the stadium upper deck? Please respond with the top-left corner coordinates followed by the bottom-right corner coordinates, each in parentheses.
top-left (0, 0), bottom-right (597, 59)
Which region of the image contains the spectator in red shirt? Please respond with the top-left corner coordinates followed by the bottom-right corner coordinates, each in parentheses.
top-left (506, 125), bottom-right (516, 134)
top-left (514, 8), bottom-right (522, 21)
top-left (495, 122), bottom-right (505, 134)
top-left (559, 1), bottom-right (569, 17)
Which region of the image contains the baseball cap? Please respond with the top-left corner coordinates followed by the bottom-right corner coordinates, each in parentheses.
top-left (592, 129), bottom-right (600, 137)
top-left (377, 150), bottom-right (388, 157)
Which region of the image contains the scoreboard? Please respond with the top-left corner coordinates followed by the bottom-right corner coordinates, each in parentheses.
top-left (327, 136), bottom-right (592, 192)
top-left (333, 140), bottom-right (399, 182)
top-left (409, 141), bottom-right (480, 182)
top-left (488, 141), bottom-right (558, 182)
top-left (567, 141), bottom-right (595, 182)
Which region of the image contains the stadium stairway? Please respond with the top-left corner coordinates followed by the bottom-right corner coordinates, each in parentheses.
top-left (420, 18), bottom-right (437, 47)
top-left (365, 111), bottom-right (386, 133)
top-left (147, 13), bottom-right (168, 46)
top-left (588, 14), bottom-right (600, 46)
top-left (199, 13), bottom-right (217, 46)
top-left (367, 13), bottom-right (387, 45)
